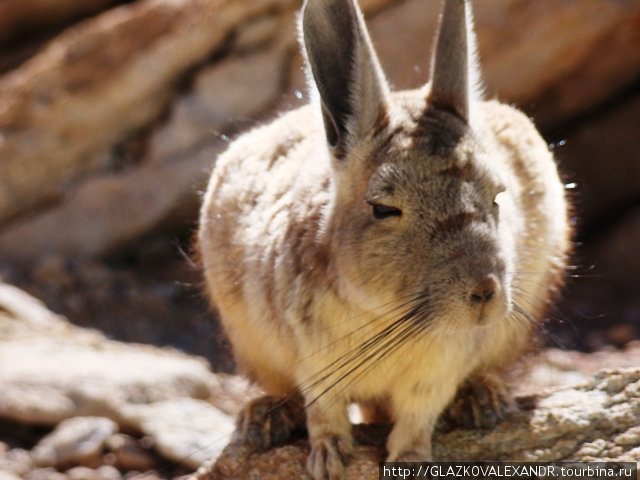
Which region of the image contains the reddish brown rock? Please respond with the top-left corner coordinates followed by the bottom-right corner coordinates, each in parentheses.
top-left (367, 0), bottom-right (640, 128)
top-left (556, 93), bottom-right (640, 229)
top-left (0, 0), bottom-right (298, 225)
top-left (0, 0), bottom-right (120, 46)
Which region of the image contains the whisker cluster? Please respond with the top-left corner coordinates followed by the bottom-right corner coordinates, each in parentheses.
top-left (299, 293), bottom-right (436, 412)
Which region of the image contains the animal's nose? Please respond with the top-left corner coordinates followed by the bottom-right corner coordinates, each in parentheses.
top-left (469, 274), bottom-right (497, 305)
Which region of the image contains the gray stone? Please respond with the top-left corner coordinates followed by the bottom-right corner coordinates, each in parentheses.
top-left (65, 465), bottom-right (122, 480)
top-left (149, 44), bottom-right (288, 163)
top-left (32, 417), bottom-right (118, 468)
top-left (104, 434), bottom-right (155, 472)
top-left (0, 445), bottom-right (32, 479)
top-left (0, 472), bottom-right (23, 480)
top-left (124, 398), bottom-right (235, 470)
top-left (24, 469), bottom-right (68, 480)
top-left (0, 143), bottom-right (221, 260)
top-left (0, 284), bottom-right (223, 426)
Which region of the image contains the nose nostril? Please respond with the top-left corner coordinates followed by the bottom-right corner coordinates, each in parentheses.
top-left (470, 275), bottom-right (498, 305)
top-left (470, 293), bottom-right (484, 304)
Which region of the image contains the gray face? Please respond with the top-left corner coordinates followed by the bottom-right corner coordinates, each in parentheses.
top-left (335, 105), bottom-right (511, 332)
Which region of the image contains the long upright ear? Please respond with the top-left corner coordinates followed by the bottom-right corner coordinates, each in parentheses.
top-left (428, 0), bottom-right (482, 124)
top-left (302, 0), bottom-right (389, 155)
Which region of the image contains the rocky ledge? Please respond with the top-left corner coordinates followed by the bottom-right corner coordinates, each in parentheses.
top-left (1, 282), bottom-right (639, 480)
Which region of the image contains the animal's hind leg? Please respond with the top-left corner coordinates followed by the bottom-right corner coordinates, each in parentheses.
top-left (439, 371), bottom-right (515, 430)
top-left (234, 393), bottom-right (306, 450)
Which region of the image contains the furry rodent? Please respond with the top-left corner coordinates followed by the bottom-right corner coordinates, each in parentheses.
top-left (198, 0), bottom-right (570, 478)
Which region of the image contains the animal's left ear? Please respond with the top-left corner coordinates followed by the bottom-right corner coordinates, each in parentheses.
top-left (428, 0), bottom-right (482, 124)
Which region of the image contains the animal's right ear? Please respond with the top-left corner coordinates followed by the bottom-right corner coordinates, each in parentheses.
top-left (302, 0), bottom-right (389, 157)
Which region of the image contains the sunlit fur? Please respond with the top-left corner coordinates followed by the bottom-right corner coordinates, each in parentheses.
top-left (198, 0), bottom-right (570, 478)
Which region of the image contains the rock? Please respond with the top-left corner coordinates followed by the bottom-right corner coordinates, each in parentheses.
top-left (0, 283), bottom-right (225, 427)
top-left (31, 417), bottom-right (117, 469)
top-left (0, 331), bottom-right (220, 426)
top-left (0, 472), bottom-right (23, 480)
top-left (366, 0), bottom-right (440, 90)
top-left (232, 14), bottom-right (282, 53)
top-left (65, 465), bottom-right (122, 480)
top-left (0, 283), bottom-right (70, 335)
top-left (0, 0), bottom-right (299, 225)
top-left (0, 1), bottom-right (120, 46)
top-left (30, 256), bottom-right (75, 292)
top-left (196, 369), bottom-right (640, 479)
top-left (123, 398), bottom-right (235, 470)
top-left (0, 282), bottom-right (246, 473)
top-left (104, 434), bottom-right (155, 472)
top-left (24, 469), bottom-right (68, 480)
top-left (519, 343), bottom-right (640, 395)
top-left (476, 0), bottom-right (640, 129)
top-left (149, 42), bottom-right (289, 163)
top-left (556, 92), bottom-right (640, 229)
top-left (366, 0), bottom-right (640, 128)
top-left (0, 144), bottom-right (223, 260)
top-left (0, 445), bottom-right (32, 479)
top-left (0, 32), bottom-right (290, 261)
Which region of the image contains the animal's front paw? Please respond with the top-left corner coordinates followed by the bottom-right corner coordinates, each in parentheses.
top-left (234, 394), bottom-right (306, 450)
top-left (307, 434), bottom-right (353, 480)
top-left (440, 374), bottom-right (515, 430)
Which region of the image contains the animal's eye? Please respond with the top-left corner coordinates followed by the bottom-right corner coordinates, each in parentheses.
top-left (368, 201), bottom-right (402, 220)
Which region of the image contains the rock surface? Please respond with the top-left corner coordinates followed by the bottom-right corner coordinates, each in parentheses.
top-left (196, 369), bottom-right (640, 479)
top-left (31, 417), bottom-right (118, 469)
top-left (0, 0), bottom-right (299, 225)
top-left (2, 284), bottom-right (640, 479)
top-left (0, 1), bottom-right (121, 46)
top-left (0, 282), bottom-right (245, 478)
top-left (125, 398), bottom-right (235, 470)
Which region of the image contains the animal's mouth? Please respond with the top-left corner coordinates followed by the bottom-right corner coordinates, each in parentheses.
top-left (473, 293), bottom-right (511, 327)
top-left (475, 306), bottom-right (491, 326)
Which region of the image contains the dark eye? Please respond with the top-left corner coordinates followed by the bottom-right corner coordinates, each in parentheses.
top-left (368, 201), bottom-right (402, 220)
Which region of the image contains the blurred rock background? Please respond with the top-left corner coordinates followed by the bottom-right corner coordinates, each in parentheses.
top-left (0, 0), bottom-right (639, 478)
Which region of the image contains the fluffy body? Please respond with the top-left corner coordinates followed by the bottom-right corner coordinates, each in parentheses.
top-left (198, 0), bottom-right (570, 478)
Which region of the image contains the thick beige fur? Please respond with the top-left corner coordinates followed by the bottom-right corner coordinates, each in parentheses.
top-left (198, 0), bottom-right (570, 478)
